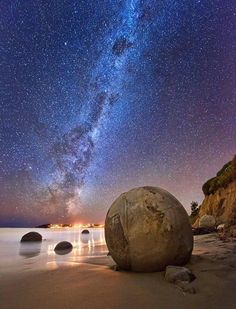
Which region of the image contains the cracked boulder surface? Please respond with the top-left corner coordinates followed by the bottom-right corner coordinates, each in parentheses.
top-left (105, 186), bottom-right (193, 272)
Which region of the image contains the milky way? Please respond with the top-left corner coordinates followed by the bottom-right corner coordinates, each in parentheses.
top-left (50, 0), bottom-right (142, 217)
top-left (0, 0), bottom-right (235, 226)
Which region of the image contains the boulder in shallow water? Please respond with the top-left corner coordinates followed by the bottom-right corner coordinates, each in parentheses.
top-left (199, 215), bottom-right (216, 228)
top-left (105, 186), bottom-right (193, 272)
top-left (20, 231), bottom-right (42, 242)
top-left (81, 229), bottom-right (89, 234)
top-left (54, 241), bottom-right (73, 255)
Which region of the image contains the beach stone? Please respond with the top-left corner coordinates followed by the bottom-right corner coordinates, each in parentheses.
top-left (54, 241), bottom-right (73, 255)
top-left (217, 224), bottom-right (225, 232)
top-left (20, 231), bottom-right (42, 242)
top-left (227, 225), bottom-right (236, 238)
top-left (105, 186), bottom-right (193, 272)
top-left (176, 281), bottom-right (197, 294)
top-left (199, 215), bottom-right (216, 228)
top-left (81, 229), bottom-right (89, 234)
top-left (165, 266), bottom-right (196, 284)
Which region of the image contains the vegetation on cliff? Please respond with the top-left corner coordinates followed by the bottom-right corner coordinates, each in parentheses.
top-left (202, 155), bottom-right (236, 196)
top-left (189, 201), bottom-right (200, 224)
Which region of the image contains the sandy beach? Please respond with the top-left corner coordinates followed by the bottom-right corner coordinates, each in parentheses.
top-left (1, 233), bottom-right (236, 309)
top-left (1, 0), bottom-right (235, 307)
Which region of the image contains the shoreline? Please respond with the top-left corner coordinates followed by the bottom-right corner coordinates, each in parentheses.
top-left (1, 234), bottom-right (236, 309)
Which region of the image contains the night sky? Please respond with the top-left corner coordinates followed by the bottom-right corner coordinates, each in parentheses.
top-left (0, 0), bottom-right (235, 226)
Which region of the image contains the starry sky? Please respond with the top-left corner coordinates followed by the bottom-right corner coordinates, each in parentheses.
top-left (0, 0), bottom-right (235, 227)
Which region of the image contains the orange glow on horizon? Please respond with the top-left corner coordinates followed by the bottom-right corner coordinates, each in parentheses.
top-left (49, 223), bottom-right (104, 229)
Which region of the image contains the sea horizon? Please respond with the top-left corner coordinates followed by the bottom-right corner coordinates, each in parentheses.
top-left (0, 227), bottom-right (107, 275)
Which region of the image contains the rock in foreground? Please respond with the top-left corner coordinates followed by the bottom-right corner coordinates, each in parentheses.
top-left (20, 232), bottom-right (42, 242)
top-left (165, 266), bottom-right (196, 284)
top-left (105, 186), bottom-right (193, 272)
top-left (165, 266), bottom-right (196, 294)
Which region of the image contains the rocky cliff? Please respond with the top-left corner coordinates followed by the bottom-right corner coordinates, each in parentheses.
top-left (198, 180), bottom-right (236, 225)
top-left (194, 156), bottom-right (236, 227)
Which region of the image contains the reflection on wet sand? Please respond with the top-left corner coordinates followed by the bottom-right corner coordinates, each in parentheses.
top-left (1, 228), bottom-right (106, 273)
top-left (19, 242), bottom-right (42, 258)
top-left (45, 229), bottom-right (107, 270)
top-left (81, 234), bottom-right (89, 244)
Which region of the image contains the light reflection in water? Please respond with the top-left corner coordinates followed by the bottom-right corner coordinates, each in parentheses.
top-left (0, 227), bottom-right (107, 274)
top-left (19, 242), bottom-right (42, 258)
top-left (44, 228), bottom-right (107, 270)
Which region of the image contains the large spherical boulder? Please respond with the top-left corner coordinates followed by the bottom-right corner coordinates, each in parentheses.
top-left (105, 186), bottom-right (193, 272)
top-left (54, 241), bottom-right (73, 255)
top-left (20, 231), bottom-right (42, 242)
top-left (199, 215), bottom-right (216, 228)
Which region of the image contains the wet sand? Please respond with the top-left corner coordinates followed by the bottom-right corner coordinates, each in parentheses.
top-left (1, 234), bottom-right (236, 309)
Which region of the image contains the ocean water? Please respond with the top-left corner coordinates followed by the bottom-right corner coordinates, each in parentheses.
top-left (0, 228), bottom-right (107, 275)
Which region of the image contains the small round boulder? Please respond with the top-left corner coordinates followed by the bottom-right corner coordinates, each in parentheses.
top-left (54, 241), bottom-right (73, 255)
top-left (105, 186), bottom-right (193, 272)
top-left (20, 231), bottom-right (42, 242)
top-left (81, 229), bottom-right (89, 234)
top-left (199, 215), bottom-right (216, 228)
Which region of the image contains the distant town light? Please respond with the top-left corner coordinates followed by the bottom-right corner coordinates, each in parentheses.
top-left (49, 223), bottom-right (104, 229)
